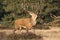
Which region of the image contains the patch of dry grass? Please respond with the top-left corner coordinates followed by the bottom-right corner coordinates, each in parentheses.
top-left (0, 32), bottom-right (43, 40)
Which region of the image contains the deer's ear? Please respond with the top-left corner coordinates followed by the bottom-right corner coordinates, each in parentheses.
top-left (36, 12), bottom-right (39, 15)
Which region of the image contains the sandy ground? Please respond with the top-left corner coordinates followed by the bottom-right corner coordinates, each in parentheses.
top-left (0, 27), bottom-right (60, 40)
top-left (42, 27), bottom-right (60, 40)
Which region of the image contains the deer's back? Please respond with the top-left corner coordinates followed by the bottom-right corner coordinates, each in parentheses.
top-left (15, 18), bottom-right (32, 29)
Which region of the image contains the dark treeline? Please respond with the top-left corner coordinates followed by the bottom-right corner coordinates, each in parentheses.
top-left (0, 0), bottom-right (60, 27)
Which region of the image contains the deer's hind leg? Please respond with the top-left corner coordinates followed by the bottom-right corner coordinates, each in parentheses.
top-left (26, 28), bottom-right (29, 33)
top-left (13, 25), bottom-right (19, 34)
top-left (19, 25), bottom-right (22, 33)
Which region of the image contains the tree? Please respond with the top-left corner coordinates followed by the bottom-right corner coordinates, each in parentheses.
top-left (0, 0), bottom-right (60, 27)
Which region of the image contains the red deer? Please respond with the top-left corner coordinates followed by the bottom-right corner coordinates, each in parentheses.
top-left (13, 11), bottom-right (37, 33)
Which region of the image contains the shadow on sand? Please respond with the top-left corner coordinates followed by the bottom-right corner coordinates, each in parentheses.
top-left (0, 32), bottom-right (43, 40)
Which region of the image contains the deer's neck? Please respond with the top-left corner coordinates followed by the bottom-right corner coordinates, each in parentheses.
top-left (31, 15), bottom-right (37, 26)
top-left (28, 12), bottom-right (37, 26)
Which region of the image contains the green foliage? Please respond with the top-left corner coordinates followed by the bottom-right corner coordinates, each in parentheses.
top-left (1, 13), bottom-right (14, 27)
top-left (0, 0), bottom-right (60, 28)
